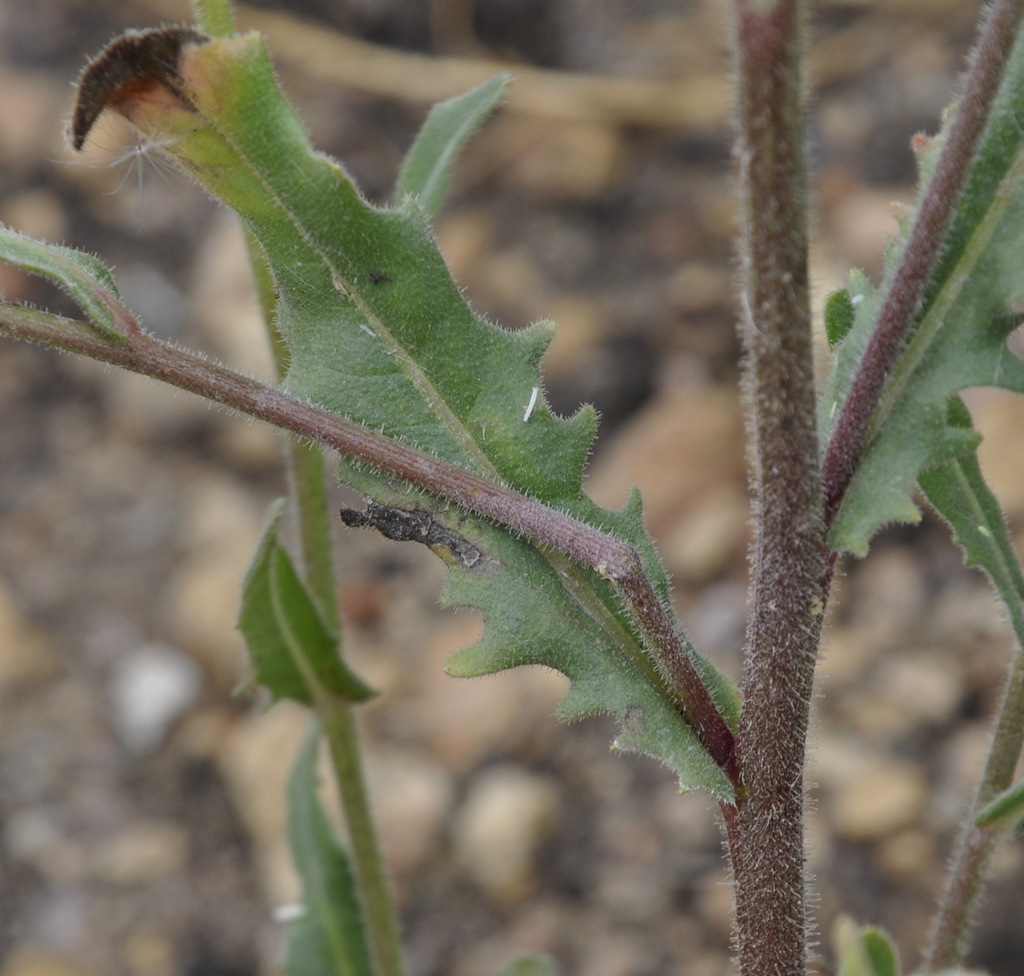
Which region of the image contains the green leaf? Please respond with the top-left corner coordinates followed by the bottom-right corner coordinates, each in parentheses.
top-left (238, 500), bottom-right (375, 705)
top-left (918, 397), bottom-right (1024, 654)
top-left (820, 26), bottom-right (1024, 556)
top-left (824, 288), bottom-right (856, 348)
top-left (495, 955), bottom-right (562, 976)
top-left (82, 31), bottom-right (736, 798)
top-left (396, 73), bottom-right (510, 219)
top-left (834, 915), bottom-right (900, 976)
top-left (974, 779), bottom-right (1024, 830)
top-left (0, 224), bottom-right (128, 342)
top-left (283, 725), bottom-right (375, 976)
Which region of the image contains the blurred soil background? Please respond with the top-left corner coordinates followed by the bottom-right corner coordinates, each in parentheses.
top-left (2, 1), bottom-right (1024, 975)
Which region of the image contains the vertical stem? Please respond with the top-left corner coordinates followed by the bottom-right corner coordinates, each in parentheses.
top-left (729, 2), bottom-right (828, 974)
top-left (245, 230), bottom-right (406, 976)
top-left (189, 0), bottom-right (236, 38)
top-left (318, 695), bottom-right (407, 976)
top-left (925, 640), bottom-right (1024, 971)
top-left (288, 442), bottom-right (339, 625)
top-left (243, 233), bottom-right (339, 629)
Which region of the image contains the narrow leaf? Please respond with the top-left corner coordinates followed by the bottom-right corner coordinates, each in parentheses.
top-left (834, 915), bottom-right (901, 976)
top-left (283, 726), bottom-right (375, 976)
top-left (974, 779), bottom-right (1024, 830)
top-left (396, 73), bottom-right (510, 219)
top-left (238, 500), bottom-right (375, 705)
top-left (73, 29), bottom-right (736, 799)
top-left (0, 225), bottom-right (128, 341)
top-left (821, 25), bottom-right (1024, 555)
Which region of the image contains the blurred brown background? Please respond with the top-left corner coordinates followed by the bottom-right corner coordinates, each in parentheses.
top-left (2, 1), bottom-right (1023, 975)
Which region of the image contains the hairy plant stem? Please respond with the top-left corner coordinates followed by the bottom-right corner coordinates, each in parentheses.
top-left (821, 0), bottom-right (1024, 523)
top-left (0, 302), bottom-right (735, 772)
top-left (245, 229), bottom-right (407, 976)
top-left (811, 2), bottom-right (1024, 966)
top-left (316, 695), bottom-right (406, 976)
top-left (729, 3), bottom-right (827, 975)
top-left (189, 0), bottom-right (235, 39)
top-left (925, 638), bottom-right (1024, 972)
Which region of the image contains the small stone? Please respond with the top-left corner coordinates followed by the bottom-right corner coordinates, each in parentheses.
top-left (88, 820), bottom-right (189, 884)
top-left (0, 949), bottom-right (91, 976)
top-left (0, 582), bottom-right (58, 696)
top-left (586, 387), bottom-right (746, 554)
top-left (108, 643), bottom-right (201, 754)
top-left (667, 262), bottom-right (730, 314)
top-left (190, 213), bottom-right (277, 383)
top-left (167, 477), bottom-right (265, 689)
top-left (215, 702), bottom-right (308, 901)
top-left (969, 388), bottom-right (1024, 521)
top-left (453, 766), bottom-right (560, 904)
top-left (842, 651), bottom-right (962, 741)
top-left (366, 749), bottom-right (455, 883)
top-left (0, 67), bottom-right (61, 170)
top-left (829, 755), bottom-right (928, 842)
top-left (410, 617), bottom-right (568, 773)
top-left (876, 827), bottom-right (938, 884)
top-left (0, 189), bottom-right (68, 242)
top-left (490, 117), bottom-right (623, 201)
top-left (4, 807), bottom-right (83, 882)
top-left (121, 931), bottom-right (175, 976)
top-left (664, 485), bottom-right (749, 581)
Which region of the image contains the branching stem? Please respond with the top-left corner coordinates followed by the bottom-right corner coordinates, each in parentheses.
top-left (821, 0), bottom-right (1024, 523)
top-left (0, 303), bottom-right (735, 772)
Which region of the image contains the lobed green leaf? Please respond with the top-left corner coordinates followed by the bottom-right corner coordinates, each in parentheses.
top-left (821, 25), bottom-right (1024, 556)
top-left (81, 30), bottom-right (736, 798)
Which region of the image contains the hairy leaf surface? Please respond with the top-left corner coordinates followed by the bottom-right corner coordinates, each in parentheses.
top-left (0, 225), bottom-right (127, 341)
top-left (94, 30), bottom-right (736, 796)
top-left (821, 27), bottom-right (1024, 556)
top-left (395, 74), bottom-right (509, 219)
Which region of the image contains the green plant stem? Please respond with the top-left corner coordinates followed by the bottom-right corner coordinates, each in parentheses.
top-left (0, 302), bottom-right (736, 772)
top-left (245, 230), bottom-right (338, 627)
top-left (189, 0), bottom-right (236, 38)
top-left (821, 0), bottom-right (1024, 523)
top-left (728, 2), bottom-right (827, 975)
top-left (925, 637), bottom-right (1024, 972)
top-left (244, 228), bottom-right (406, 976)
top-left (286, 443), bottom-right (339, 624)
top-left (317, 693), bottom-right (406, 976)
